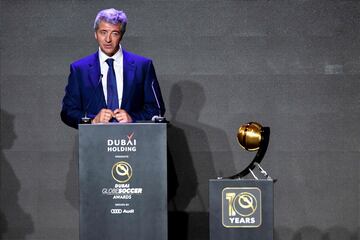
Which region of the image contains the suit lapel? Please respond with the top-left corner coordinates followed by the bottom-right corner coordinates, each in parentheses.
top-left (122, 50), bottom-right (136, 109)
top-left (88, 52), bottom-right (106, 109)
top-left (88, 52), bottom-right (101, 88)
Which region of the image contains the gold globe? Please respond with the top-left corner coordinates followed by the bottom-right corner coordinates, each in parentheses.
top-left (237, 122), bottom-right (263, 151)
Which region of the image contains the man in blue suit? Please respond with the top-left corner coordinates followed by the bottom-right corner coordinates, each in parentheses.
top-left (61, 8), bottom-right (165, 129)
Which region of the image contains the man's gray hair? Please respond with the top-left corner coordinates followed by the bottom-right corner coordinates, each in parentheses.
top-left (94, 8), bottom-right (127, 34)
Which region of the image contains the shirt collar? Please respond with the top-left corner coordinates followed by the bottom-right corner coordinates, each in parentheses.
top-left (98, 45), bottom-right (123, 63)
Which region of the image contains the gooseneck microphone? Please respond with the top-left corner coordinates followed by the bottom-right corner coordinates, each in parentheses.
top-left (81, 74), bottom-right (103, 124)
top-left (151, 80), bottom-right (167, 123)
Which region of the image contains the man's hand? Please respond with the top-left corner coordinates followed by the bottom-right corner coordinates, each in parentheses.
top-left (114, 109), bottom-right (132, 123)
top-left (92, 109), bottom-right (114, 124)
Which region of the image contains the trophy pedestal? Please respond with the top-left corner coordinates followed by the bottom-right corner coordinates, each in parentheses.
top-left (209, 179), bottom-right (274, 240)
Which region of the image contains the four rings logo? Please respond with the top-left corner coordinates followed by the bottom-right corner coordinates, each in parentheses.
top-left (222, 187), bottom-right (261, 228)
top-left (112, 161), bottom-right (133, 183)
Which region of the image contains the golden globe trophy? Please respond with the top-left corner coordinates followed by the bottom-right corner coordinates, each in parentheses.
top-left (210, 122), bottom-right (275, 240)
top-left (228, 122), bottom-right (273, 180)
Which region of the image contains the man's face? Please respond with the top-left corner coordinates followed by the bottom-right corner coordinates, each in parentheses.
top-left (95, 21), bottom-right (122, 57)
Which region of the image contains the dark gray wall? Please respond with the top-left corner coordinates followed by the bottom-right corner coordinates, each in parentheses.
top-left (1, 1), bottom-right (359, 239)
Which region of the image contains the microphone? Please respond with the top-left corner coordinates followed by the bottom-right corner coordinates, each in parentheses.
top-left (151, 80), bottom-right (167, 123)
top-left (81, 74), bottom-right (103, 124)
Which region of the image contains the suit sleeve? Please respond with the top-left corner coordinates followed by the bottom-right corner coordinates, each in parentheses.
top-left (60, 64), bottom-right (84, 129)
top-left (128, 60), bottom-right (166, 121)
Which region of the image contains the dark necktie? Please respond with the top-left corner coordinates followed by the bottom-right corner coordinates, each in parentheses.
top-left (106, 58), bottom-right (119, 111)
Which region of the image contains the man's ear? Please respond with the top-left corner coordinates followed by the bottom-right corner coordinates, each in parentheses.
top-left (94, 32), bottom-right (98, 40)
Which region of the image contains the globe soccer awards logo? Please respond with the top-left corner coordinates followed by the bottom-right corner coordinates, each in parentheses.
top-left (222, 187), bottom-right (262, 228)
top-left (112, 161), bottom-right (133, 183)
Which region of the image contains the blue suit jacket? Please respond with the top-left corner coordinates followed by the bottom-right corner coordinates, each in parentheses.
top-left (61, 50), bottom-right (165, 129)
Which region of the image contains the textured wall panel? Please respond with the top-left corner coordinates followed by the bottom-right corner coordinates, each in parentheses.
top-left (1, 1), bottom-right (359, 240)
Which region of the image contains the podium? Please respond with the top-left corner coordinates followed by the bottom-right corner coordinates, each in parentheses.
top-left (209, 179), bottom-right (274, 240)
top-left (79, 123), bottom-right (167, 240)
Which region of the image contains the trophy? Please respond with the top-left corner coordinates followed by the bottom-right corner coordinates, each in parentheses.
top-left (227, 122), bottom-right (273, 180)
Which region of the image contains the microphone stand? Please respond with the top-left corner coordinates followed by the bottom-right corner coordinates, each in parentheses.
top-left (81, 114), bottom-right (91, 124)
top-left (151, 80), bottom-right (167, 123)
